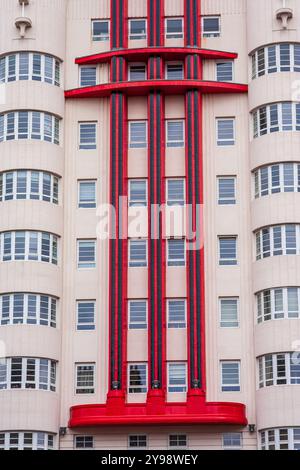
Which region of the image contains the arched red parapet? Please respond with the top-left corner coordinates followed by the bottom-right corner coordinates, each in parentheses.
top-left (75, 47), bottom-right (238, 66)
top-left (65, 80), bottom-right (248, 99)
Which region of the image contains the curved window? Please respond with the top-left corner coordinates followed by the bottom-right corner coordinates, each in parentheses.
top-left (257, 288), bottom-right (300, 323)
top-left (0, 170), bottom-right (59, 204)
top-left (251, 43), bottom-right (300, 79)
top-left (0, 432), bottom-right (54, 450)
top-left (0, 231), bottom-right (58, 265)
top-left (258, 353), bottom-right (300, 388)
top-left (0, 52), bottom-right (61, 86)
top-left (0, 357), bottom-right (56, 391)
top-left (0, 111), bottom-right (60, 145)
top-left (254, 163), bottom-right (300, 198)
top-left (253, 102), bottom-right (300, 138)
top-left (260, 428), bottom-right (300, 451)
top-left (255, 224), bottom-right (300, 260)
top-left (0, 293), bottom-right (57, 327)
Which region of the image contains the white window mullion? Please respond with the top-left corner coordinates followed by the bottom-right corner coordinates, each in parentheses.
top-left (272, 354), bottom-right (277, 386)
top-left (283, 288), bottom-right (288, 320)
top-left (23, 294), bottom-right (28, 324)
top-left (297, 225), bottom-right (300, 254)
top-left (279, 164), bottom-right (284, 193)
top-left (270, 289), bottom-right (275, 321)
top-left (276, 44), bottom-right (280, 72)
top-left (21, 357), bottom-right (26, 389)
top-left (286, 352), bottom-right (291, 385)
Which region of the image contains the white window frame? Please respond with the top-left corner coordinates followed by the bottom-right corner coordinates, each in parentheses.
top-left (0, 170), bottom-right (59, 204)
top-left (255, 225), bottom-right (300, 260)
top-left (128, 363), bottom-right (148, 394)
top-left (76, 300), bottom-right (96, 331)
top-left (77, 239), bottom-right (96, 269)
top-left (0, 293), bottom-right (57, 328)
top-left (220, 360), bottom-right (241, 392)
top-left (202, 16), bottom-right (221, 38)
top-left (75, 363), bottom-right (95, 394)
top-left (79, 122), bottom-right (97, 150)
top-left (74, 435), bottom-right (94, 450)
top-left (251, 43), bottom-right (300, 80)
top-left (168, 434), bottom-right (188, 449)
top-left (128, 435), bottom-right (148, 449)
top-left (128, 19), bottom-right (147, 40)
top-left (128, 179), bottom-right (147, 207)
top-left (167, 299), bottom-right (187, 329)
top-left (260, 428), bottom-right (300, 451)
top-left (216, 61), bottom-right (234, 82)
top-left (166, 120), bottom-right (185, 148)
top-left (217, 176), bottom-right (236, 205)
top-left (219, 297), bottom-right (239, 328)
top-left (129, 120), bottom-right (147, 149)
top-left (91, 19), bottom-right (110, 42)
top-left (167, 238), bottom-right (186, 267)
top-left (128, 300), bottom-right (147, 330)
top-left (128, 239), bottom-right (147, 267)
top-left (78, 180), bottom-right (97, 208)
top-left (254, 163), bottom-right (300, 199)
top-left (258, 352), bottom-right (300, 388)
top-left (256, 287), bottom-right (300, 324)
top-left (0, 357), bottom-right (56, 392)
top-left (79, 66), bottom-right (97, 87)
top-left (165, 17), bottom-right (184, 39)
top-left (167, 362), bottom-right (187, 393)
top-left (252, 102), bottom-right (300, 139)
top-left (166, 178), bottom-right (185, 206)
top-left (216, 118), bottom-right (235, 146)
top-left (0, 432), bottom-right (55, 450)
top-left (128, 63), bottom-right (147, 81)
top-left (218, 236), bottom-right (238, 266)
top-left (165, 61), bottom-right (184, 80)
top-left (0, 231), bottom-right (58, 265)
top-left (222, 433), bottom-right (243, 450)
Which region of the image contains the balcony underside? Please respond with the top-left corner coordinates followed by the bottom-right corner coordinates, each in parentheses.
top-left (65, 80), bottom-right (248, 99)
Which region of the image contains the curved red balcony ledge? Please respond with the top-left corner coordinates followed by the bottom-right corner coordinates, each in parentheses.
top-left (69, 400), bottom-right (247, 428)
top-left (75, 47), bottom-right (238, 65)
top-left (65, 80), bottom-right (248, 99)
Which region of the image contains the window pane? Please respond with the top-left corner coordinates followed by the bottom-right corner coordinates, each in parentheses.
top-left (77, 302), bottom-right (95, 330)
top-left (80, 67), bottom-right (97, 87)
top-left (79, 181), bottom-right (96, 208)
top-left (220, 298), bottom-right (238, 328)
top-left (218, 178), bottom-right (236, 204)
top-left (129, 301), bottom-right (147, 329)
top-left (79, 123), bottom-right (96, 149)
top-left (166, 120), bottom-right (184, 147)
top-left (168, 300), bottom-right (186, 328)
top-left (92, 20), bottom-right (109, 41)
top-left (168, 239), bottom-right (185, 266)
top-left (129, 20), bottom-right (146, 40)
top-left (128, 364), bottom-right (147, 393)
top-left (216, 62), bottom-right (233, 82)
top-left (129, 122), bottom-right (147, 148)
top-left (217, 119), bottom-right (234, 146)
top-left (168, 363), bottom-right (187, 392)
top-left (129, 240), bottom-right (147, 267)
top-left (166, 18), bottom-right (183, 39)
top-left (78, 241), bottom-right (96, 268)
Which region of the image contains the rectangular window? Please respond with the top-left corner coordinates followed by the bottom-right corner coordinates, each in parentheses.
top-left (128, 435), bottom-right (147, 448)
top-left (75, 436), bottom-right (94, 449)
top-left (168, 363), bottom-right (187, 392)
top-left (128, 300), bottom-right (147, 329)
top-left (92, 20), bottom-right (109, 41)
top-left (166, 62), bottom-right (184, 80)
top-left (219, 237), bottom-right (237, 265)
top-left (217, 118), bottom-right (235, 146)
top-left (166, 120), bottom-right (184, 147)
top-left (79, 123), bottom-right (97, 150)
top-left (165, 18), bottom-right (184, 39)
top-left (128, 363), bottom-right (147, 393)
top-left (217, 177), bottom-right (236, 205)
top-left (80, 67), bottom-right (97, 87)
top-left (167, 179), bottom-right (185, 206)
top-left (169, 435), bottom-right (187, 449)
top-left (129, 19), bottom-right (147, 40)
top-left (223, 433), bottom-right (242, 450)
top-left (75, 364), bottom-right (95, 394)
top-left (167, 299), bottom-right (186, 329)
top-left (78, 181), bottom-right (96, 208)
top-left (216, 62), bottom-right (233, 82)
top-left (221, 361), bottom-right (240, 392)
top-left (78, 240), bottom-right (96, 269)
top-left (129, 63), bottom-right (146, 81)
top-left (167, 239), bottom-right (185, 266)
top-left (202, 16), bottom-right (221, 38)
top-left (77, 301), bottom-right (95, 331)
top-left (129, 239), bottom-right (147, 267)
top-left (129, 180), bottom-right (147, 207)
top-left (220, 298), bottom-right (239, 328)
top-left (129, 121), bottom-right (147, 148)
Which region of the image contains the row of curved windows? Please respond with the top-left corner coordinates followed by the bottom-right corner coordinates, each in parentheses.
top-left (0, 357), bottom-right (56, 391)
top-left (0, 231), bottom-right (58, 264)
top-left (0, 432), bottom-right (54, 450)
top-left (0, 293), bottom-right (56, 327)
top-left (0, 170), bottom-right (59, 204)
top-left (260, 428), bottom-right (300, 451)
top-left (258, 352), bottom-right (300, 388)
top-left (0, 111), bottom-right (60, 144)
top-left (257, 287), bottom-right (300, 323)
top-left (251, 43), bottom-right (300, 79)
top-left (254, 163), bottom-right (300, 198)
top-left (253, 102), bottom-right (300, 138)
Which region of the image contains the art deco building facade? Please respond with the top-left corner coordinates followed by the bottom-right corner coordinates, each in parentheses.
top-left (0, 0), bottom-right (300, 451)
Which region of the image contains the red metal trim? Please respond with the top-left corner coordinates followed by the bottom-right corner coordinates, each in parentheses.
top-left (75, 47), bottom-right (238, 65)
top-left (69, 401), bottom-right (247, 427)
top-left (65, 80), bottom-right (248, 99)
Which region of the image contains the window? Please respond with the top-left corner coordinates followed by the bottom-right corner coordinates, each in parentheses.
top-left (220, 298), bottom-right (239, 328)
top-left (77, 240), bottom-right (96, 268)
top-left (216, 118), bottom-right (235, 146)
top-left (129, 121), bottom-right (147, 148)
top-left (168, 363), bottom-right (187, 392)
top-left (78, 181), bottom-right (96, 208)
top-left (258, 352), bottom-right (300, 388)
top-left (165, 18), bottom-right (184, 39)
top-left (0, 170), bottom-right (59, 204)
top-left (128, 435), bottom-right (147, 448)
top-left (166, 62), bottom-right (184, 79)
top-left (167, 299), bottom-right (186, 328)
top-left (217, 177), bottom-right (236, 205)
top-left (169, 435), bottom-right (187, 449)
top-left (202, 16), bottom-right (221, 38)
top-left (74, 436), bottom-right (94, 450)
top-left (260, 428), bottom-right (300, 451)
top-left (216, 62), bottom-right (233, 82)
top-left (80, 67), bottom-right (97, 87)
top-left (223, 433), bottom-right (242, 450)
top-left (167, 239), bottom-right (185, 266)
top-left (219, 237), bottom-right (237, 265)
top-left (251, 43), bottom-right (300, 79)
top-left (129, 19), bottom-right (147, 40)
top-left (129, 239), bottom-right (147, 267)
top-left (77, 301), bottom-right (95, 331)
top-left (129, 180), bottom-right (147, 207)
top-left (166, 120), bottom-right (184, 147)
top-left (254, 163), bottom-right (300, 198)
top-left (257, 287), bottom-right (300, 324)
top-left (0, 293), bottom-right (57, 327)
top-left (256, 225), bottom-right (300, 260)
top-left (0, 432), bottom-right (54, 450)
top-left (253, 102), bottom-right (300, 138)
top-left (75, 363), bottom-right (95, 394)
top-left (0, 52), bottom-right (60, 86)
top-left (128, 300), bottom-right (147, 329)
top-left (0, 231), bottom-right (58, 264)
top-left (221, 361), bottom-right (240, 391)
top-left (92, 19), bottom-right (109, 41)
top-left (167, 179), bottom-right (185, 206)
top-left (0, 111), bottom-right (60, 144)
top-left (128, 363), bottom-right (147, 393)
top-left (129, 63), bottom-right (146, 81)
top-left (0, 358), bottom-right (56, 391)
top-left (79, 122), bottom-right (97, 150)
